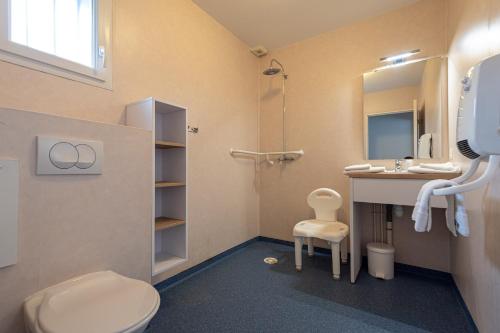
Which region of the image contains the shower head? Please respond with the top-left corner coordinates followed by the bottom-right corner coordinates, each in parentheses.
top-left (263, 67), bottom-right (281, 75)
top-left (263, 58), bottom-right (287, 78)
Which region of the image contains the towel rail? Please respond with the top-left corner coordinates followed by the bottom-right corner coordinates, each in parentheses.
top-left (451, 157), bottom-right (482, 184)
top-left (433, 156), bottom-right (499, 196)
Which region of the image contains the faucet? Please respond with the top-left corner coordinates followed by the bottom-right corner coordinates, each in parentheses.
top-left (395, 159), bottom-right (403, 172)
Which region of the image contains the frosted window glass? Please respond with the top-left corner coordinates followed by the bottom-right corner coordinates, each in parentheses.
top-left (9, 0), bottom-right (94, 67)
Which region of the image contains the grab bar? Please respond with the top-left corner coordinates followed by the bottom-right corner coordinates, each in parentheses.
top-left (230, 148), bottom-right (304, 165)
top-left (230, 148), bottom-right (304, 157)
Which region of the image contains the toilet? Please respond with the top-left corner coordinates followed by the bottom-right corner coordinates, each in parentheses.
top-left (24, 271), bottom-right (160, 333)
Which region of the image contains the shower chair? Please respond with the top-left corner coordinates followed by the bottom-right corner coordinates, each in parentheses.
top-left (293, 188), bottom-right (349, 279)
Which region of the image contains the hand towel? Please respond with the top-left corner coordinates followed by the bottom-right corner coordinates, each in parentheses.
top-left (408, 166), bottom-right (461, 174)
top-left (444, 193), bottom-right (469, 236)
top-left (413, 180), bottom-right (470, 236)
top-left (445, 195), bottom-right (457, 236)
top-left (418, 133), bottom-right (432, 159)
top-left (344, 166), bottom-right (385, 174)
top-left (420, 162), bottom-right (456, 171)
top-left (454, 193), bottom-right (469, 237)
top-left (344, 164), bottom-right (371, 171)
top-left (412, 179), bottom-right (456, 232)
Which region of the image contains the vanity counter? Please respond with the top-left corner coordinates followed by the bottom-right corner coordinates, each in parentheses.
top-left (346, 171), bottom-right (461, 180)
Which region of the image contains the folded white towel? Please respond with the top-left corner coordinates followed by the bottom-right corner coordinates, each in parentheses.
top-left (420, 162), bottom-right (456, 171)
top-left (412, 180), bottom-right (454, 232)
top-left (412, 179), bottom-right (469, 236)
top-left (418, 133), bottom-right (432, 159)
top-left (344, 164), bottom-right (371, 171)
top-left (455, 193), bottom-right (469, 236)
top-left (408, 166), bottom-right (461, 174)
top-left (445, 195), bottom-right (457, 236)
top-left (344, 166), bottom-right (386, 174)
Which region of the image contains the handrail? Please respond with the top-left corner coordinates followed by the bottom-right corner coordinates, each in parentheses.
top-left (433, 155), bottom-right (499, 196)
top-left (230, 148), bottom-right (304, 157)
top-left (230, 148), bottom-right (304, 165)
top-left (451, 157), bottom-right (482, 184)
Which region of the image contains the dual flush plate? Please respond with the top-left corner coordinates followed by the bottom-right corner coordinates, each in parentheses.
top-left (37, 136), bottom-right (103, 175)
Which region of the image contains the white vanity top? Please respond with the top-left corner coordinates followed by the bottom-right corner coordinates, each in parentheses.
top-left (345, 171), bottom-right (461, 180)
top-left (346, 170), bottom-right (462, 209)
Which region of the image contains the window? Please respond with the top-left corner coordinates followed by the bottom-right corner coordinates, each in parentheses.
top-left (0, 0), bottom-right (112, 88)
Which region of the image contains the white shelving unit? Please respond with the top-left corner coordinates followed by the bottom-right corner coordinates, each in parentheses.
top-left (126, 98), bottom-right (187, 279)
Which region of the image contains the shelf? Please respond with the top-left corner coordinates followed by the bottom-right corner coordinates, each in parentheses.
top-left (155, 140), bottom-right (185, 149)
top-left (153, 252), bottom-right (187, 276)
top-left (155, 217), bottom-right (185, 231)
top-left (127, 98), bottom-right (187, 282)
top-left (155, 181), bottom-right (185, 188)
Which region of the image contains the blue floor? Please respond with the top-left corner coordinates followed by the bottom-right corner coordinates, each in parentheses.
top-left (148, 241), bottom-right (476, 333)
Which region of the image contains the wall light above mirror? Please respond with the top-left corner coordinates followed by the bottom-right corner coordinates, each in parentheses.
top-left (380, 49), bottom-right (420, 64)
top-left (363, 56), bottom-right (448, 160)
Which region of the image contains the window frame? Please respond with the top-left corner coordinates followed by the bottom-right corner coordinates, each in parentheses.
top-left (0, 0), bottom-right (112, 89)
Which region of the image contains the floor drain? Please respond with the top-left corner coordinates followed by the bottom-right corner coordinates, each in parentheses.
top-left (264, 257), bottom-right (278, 265)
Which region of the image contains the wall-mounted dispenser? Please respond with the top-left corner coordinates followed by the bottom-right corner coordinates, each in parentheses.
top-left (0, 159), bottom-right (18, 268)
top-left (457, 54), bottom-right (500, 158)
top-left (433, 53), bottom-right (500, 196)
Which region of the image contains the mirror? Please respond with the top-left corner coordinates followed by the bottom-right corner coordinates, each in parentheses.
top-left (363, 56), bottom-right (447, 160)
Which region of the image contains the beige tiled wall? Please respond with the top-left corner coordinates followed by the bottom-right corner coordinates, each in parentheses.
top-left (364, 86), bottom-right (419, 115)
top-left (0, 109), bottom-right (152, 332)
top-left (258, 0), bottom-right (450, 270)
top-left (0, 0), bottom-right (260, 330)
top-left (447, 0), bottom-right (500, 331)
top-left (2, 0), bottom-right (499, 331)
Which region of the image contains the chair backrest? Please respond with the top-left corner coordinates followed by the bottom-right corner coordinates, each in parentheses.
top-left (307, 188), bottom-right (342, 222)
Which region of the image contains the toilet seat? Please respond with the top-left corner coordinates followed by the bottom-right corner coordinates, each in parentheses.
top-left (24, 271), bottom-right (160, 333)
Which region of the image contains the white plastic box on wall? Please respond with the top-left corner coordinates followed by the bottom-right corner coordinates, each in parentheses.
top-left (0, 159), bottom-right (18, 268)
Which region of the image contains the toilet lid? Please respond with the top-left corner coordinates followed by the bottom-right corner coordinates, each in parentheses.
top-left (37, 271), bottom-right (159, 333)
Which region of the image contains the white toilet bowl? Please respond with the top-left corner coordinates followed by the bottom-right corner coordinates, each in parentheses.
top-left (24, 271), bottom-right (160, 333)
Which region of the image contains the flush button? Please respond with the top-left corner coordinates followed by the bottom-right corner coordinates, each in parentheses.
top-left (37, 136), bottom-right (102, 175)
top-left (75, 144), bottom-right (96, 169)
top-left (49, 142), bottom-right (78, 169)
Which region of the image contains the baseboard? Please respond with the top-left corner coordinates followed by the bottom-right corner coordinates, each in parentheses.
top-left (153, 235), bottom-right (478, 332)
top-left (156, 235), bottom-right (452, 286)
top-left (394, 261), bottom-right (452, 282)
top-left (450, 278), bottom-right (479, 333)
top-left (260, 236), bottom-right (454, 282)
top-left (359, 256), bottom-right (453, 283)
top-left (154, 237), bottom-right (259, 292)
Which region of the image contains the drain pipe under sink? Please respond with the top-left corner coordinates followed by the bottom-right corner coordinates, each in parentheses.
top-left (386, 204), bottom-right (393, 246)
